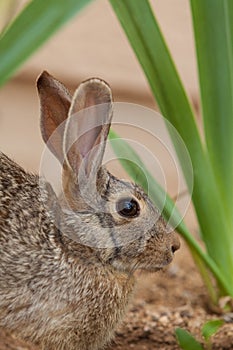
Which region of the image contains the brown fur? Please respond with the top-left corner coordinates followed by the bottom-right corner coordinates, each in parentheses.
top-left (0, 72), bottom-right (180, 349)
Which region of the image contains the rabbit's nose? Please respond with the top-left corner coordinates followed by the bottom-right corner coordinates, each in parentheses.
top-left (171, 234), bottom-right (180, 254)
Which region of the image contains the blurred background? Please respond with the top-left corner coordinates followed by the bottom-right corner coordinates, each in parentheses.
top-left (0, 0), bottom-right (199, 229)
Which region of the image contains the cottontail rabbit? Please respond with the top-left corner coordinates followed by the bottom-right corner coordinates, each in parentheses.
top-left (0, 72), bottom-right (180, 350)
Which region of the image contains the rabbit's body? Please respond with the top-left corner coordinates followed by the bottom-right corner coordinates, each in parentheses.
top-left (0, 72), bottom-right (180, 350)
top-left (0, 153), bottom-right (134, 350)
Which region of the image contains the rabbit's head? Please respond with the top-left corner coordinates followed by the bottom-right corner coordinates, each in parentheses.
top-left (37, 72), bottom-right (180, 274)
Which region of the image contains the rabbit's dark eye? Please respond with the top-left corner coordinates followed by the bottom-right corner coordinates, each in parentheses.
top-left (116, 198), bottom-right (140, 218)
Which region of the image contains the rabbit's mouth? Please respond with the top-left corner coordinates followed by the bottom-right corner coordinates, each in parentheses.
top-left (140, 267), bottom-right (162, 273)
top-left (136, 258), bottom-right (169, 272)
top-left (135, 252), bottom-right (175, 273)
top-left (136, 265), bottom-right (167, 275)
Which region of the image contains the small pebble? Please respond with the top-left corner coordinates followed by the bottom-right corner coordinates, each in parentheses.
top-left (159, 315), bottom-right (169, 325)
top-left (223, 313), bottom-right (233, 323)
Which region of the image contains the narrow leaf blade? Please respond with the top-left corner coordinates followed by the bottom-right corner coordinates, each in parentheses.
top-left (190, 0), bottom-right (233, 217)
top-left (0, 0), bottom-right (93, 86)
top-left (201, 319), bottom-right (224, 342)
top-left (175, 328), bottom-right (204, 350)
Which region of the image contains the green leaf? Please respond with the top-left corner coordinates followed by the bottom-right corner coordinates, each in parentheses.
top-left (175, 328), bottom-right (204, 350)
top-left (0, 0), bottom-right (18, 34)
top-left (0, 0), bottom-right (93, 86)
top-left (109, 0), bottom-right (233, 293)
top-left (201, 319), bottom-right (224, 342)
top-left (109, 0), bottom-right (201, 181)
top-left (190, 0), bottom-right (233, 220)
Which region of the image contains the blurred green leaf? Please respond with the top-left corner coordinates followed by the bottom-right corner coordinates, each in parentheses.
top-left (0, 0), bottom-right (93, 86)
top-left (0, 0), bottom-right (20, 33)
top-left (201, 319), bottom-right (224, 342)
top-left (175, 328), bottom-right (204, 350)
top-left (190, 0), bottom-right (233, 220)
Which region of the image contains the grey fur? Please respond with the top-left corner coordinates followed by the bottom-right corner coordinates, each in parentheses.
top-left (0, 72), bottom-right (180, 349)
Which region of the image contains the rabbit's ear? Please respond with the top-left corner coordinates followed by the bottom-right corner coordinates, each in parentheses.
top-left (64, 78), bottom-right (113, 178)
top-left (37, 71), bottom-right (72, 162)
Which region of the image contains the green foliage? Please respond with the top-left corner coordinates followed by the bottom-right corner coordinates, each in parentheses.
top-left (190, 1), bottom-right (233, 217)
top-left (175, 328), bottom-right (204, 350)
top-left (201, 319), bottom-right (224, 342)
top-left (175, 319), bottom-right (224, 350)
top-left (0, 0), bottom-right (93, 86)
top-left (109, 0), bottom-right (233, 303)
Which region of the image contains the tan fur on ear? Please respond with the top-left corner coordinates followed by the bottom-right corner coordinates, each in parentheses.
top-left (69, 78), bottom-right (112, 115)
top-left (37, 71), bottom-right (72, 162)
top-left (64, 78), bottom-right (113, 177)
